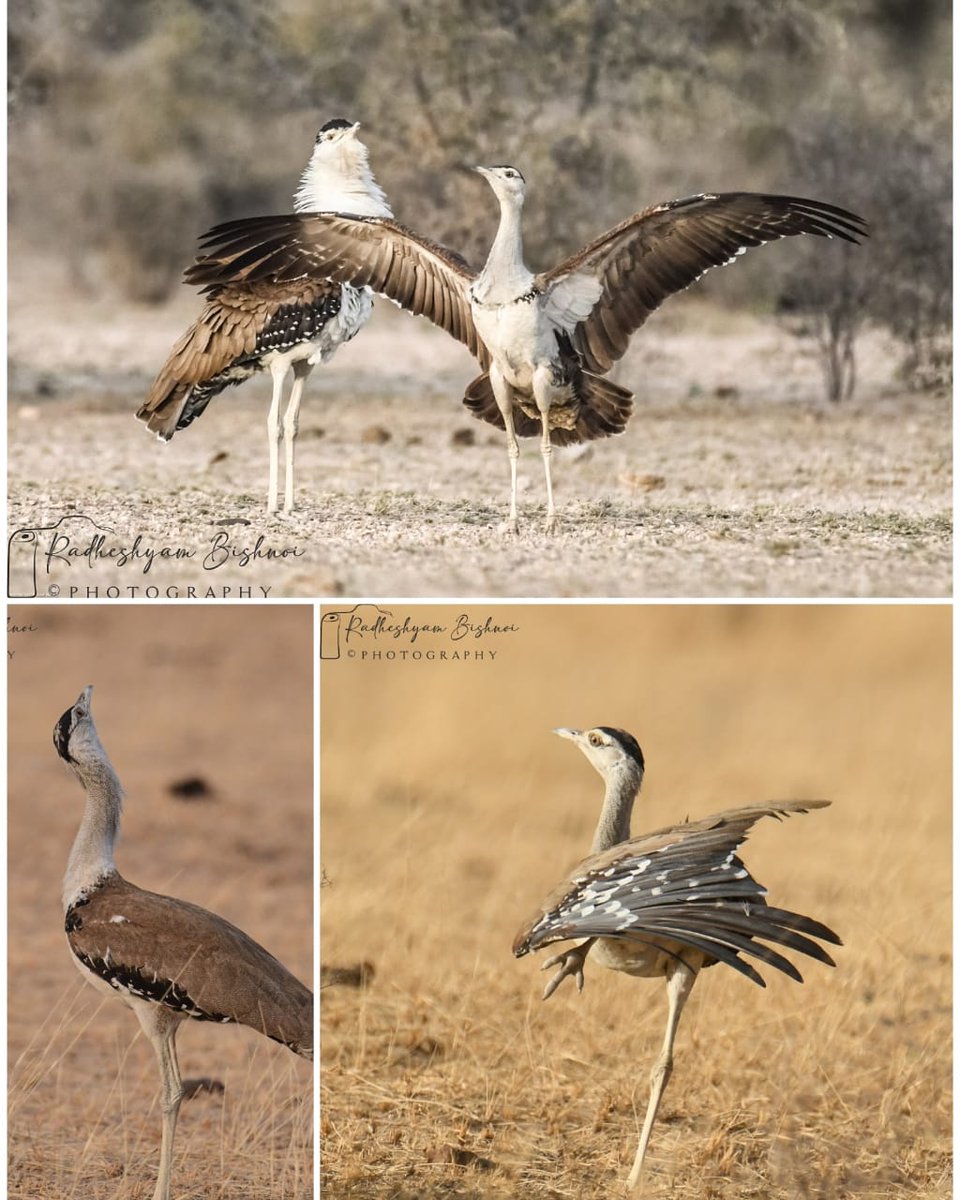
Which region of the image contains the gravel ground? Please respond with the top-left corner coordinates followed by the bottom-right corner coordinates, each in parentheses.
top-left (8, 294), bottom-right (951, 598)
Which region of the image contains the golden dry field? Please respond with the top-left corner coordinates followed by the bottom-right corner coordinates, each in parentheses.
top-left (320, 604), bottom-right (951, 1198)
top-left (7, 605), bottom-right (314, 1199)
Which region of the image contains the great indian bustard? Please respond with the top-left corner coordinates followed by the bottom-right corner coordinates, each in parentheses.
top-left (513, 727), bottom-right (840, 1191)
top-left (136, 118), bottom-right (393, 514)
top-left (183, 166), bottom-right (867, 531)
top-left (55, 686), bottom-right (312, 1200)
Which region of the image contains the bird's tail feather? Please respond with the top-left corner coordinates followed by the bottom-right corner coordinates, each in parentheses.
top-left (574, 371), bottom-right (633, 439)
top-left (136, 317), bottom-right (231, 438)
top-left (136, 374), bottom-right (193, 441)
top-left (462, 371), bottom-right (633, 445)
top-left (579, 902), bottom-right (840, 988)
top-left (462, 373), bottom-right (542, 438)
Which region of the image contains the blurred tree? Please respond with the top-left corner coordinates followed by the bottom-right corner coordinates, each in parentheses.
top-left (775, 101), bottom-right (949, 400)
top-left (8, 0), bottom-right (950, 404)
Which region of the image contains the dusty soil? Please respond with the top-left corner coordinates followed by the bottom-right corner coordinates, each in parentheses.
top-left (8, 285), bottom-right (951, 599)
top-left (7, 605), bottom-right (314, 1199)
top-left (319, 604), bottom-right (951, 1199)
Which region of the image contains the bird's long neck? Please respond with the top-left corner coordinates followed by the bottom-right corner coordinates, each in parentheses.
top-left (63, 757), bottom-right (123, 911)
top-left (476, 194), bottom-right (533, 302)
top-left (591, 762), bottom-right (643, 853)
top-left (294, 153), bottom-right (393, 219)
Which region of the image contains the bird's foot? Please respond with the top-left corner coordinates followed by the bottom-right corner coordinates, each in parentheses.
top-left (543, 513), bottom-right (558, 535)
top-left (541, 947), bottom-right (589, 1000)
top-left (500, 515), bottom-right (520, 535)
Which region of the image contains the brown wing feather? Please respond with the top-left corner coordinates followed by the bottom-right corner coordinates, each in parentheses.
top-left (540, 193), bottom-right (868, 372)
top-left (186, 213), bottom-right (490, 369)
top-left (136, 278), bottom-right (340, 439)
top-left (68, 874), bottom-right (313, 1058)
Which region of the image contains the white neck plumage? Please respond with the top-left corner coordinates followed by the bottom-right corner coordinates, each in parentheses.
top-left (474, 192), bottom-right (533, 304)
top-left (294, 151), bottom-right (393, 218)
top-left (591, 760), bottom-right (644, 853)
top-left (62, 757), bottom-right (123, 912)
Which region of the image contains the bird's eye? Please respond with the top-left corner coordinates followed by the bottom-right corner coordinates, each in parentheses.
top-left (589, 732), bottom-right (602, 746)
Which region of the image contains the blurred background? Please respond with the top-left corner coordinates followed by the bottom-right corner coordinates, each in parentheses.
top-left (9, 0), bottom-right (951, 400)
top-left (320, 603), bottom-right (950, 1197)
top-left (7, 604), bottom-right (314, 1199)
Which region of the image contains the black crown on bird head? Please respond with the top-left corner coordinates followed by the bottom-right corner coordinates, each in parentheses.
top-left (596, 727), bottom-right (645, 772)
top-left (316, 118), bottom-right (354, 142)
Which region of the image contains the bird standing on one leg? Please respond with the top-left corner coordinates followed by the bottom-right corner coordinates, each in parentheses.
top-left (184, 167), bottom-right (866, 531)
top-left (55, 686), bottom-right (312, 1200)
top-left (512, 726), bottom-right (841, 1192)
top-left (137, 119), bottom-right (393, 515)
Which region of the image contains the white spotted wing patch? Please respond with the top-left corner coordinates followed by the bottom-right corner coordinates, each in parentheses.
top-left (515, 803), bottom-right (842, 987)
top-left (520, 835), bottom-right (768, 954)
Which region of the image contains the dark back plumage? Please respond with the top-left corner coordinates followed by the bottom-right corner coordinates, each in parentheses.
top-left (67, 873), bottom-right (313, 1058)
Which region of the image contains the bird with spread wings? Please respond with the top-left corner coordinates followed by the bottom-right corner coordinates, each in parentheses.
top-left (185, 167), bottom-right (867, 531)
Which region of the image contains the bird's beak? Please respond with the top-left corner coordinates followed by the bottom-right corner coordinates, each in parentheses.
top-left (473, 166), bottom-right (492, 178)
top-left (553, 727), bottom-right (580, 742)
top-left (345, 121), bottom-right (361, 139)
top-left (79, 684), bottom-right (94, 709)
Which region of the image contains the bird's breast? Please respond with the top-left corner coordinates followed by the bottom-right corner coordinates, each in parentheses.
top-left (471, 300), bottom-right (554, 388)
top-left (593, 936), bottom-right (709, 978)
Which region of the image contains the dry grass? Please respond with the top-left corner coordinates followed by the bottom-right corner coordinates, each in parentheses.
top-left (7, 606), bottom-right (314, 1199)
top-left (319, 604), bottom-right (951, 1198)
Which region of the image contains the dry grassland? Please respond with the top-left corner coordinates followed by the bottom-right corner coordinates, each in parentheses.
top-left (7, 294), bottom-right (951, 599)
top-left (320, 604), bottom-right (951, 1199)
top-left (7, 605), bottom-right (314, 1199)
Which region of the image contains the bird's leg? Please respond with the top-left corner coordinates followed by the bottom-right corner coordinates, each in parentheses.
top-left (627, 960), bottom-right (698, 1192)
top-left (490, 367), bottom-right (520, 533)
top-left (137, 1006), bottom-right (184, 1200)
top-left (532, 365), bottom-right (557, 533)
top-left (266, 362), bottom-right (287, 514)
top-left (283, 362), bottom-right (311, 514)
top-left (541, 937), bottom-right (596, 1000)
